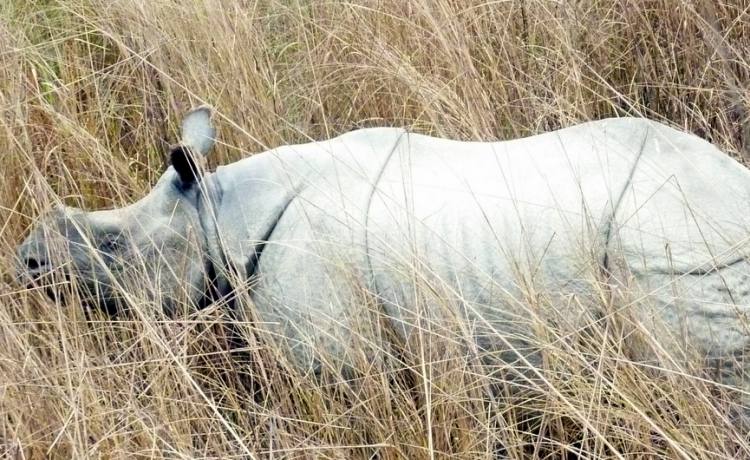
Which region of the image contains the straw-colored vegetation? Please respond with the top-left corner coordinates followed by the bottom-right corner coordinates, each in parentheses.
top-left (2, 1), bottom-right (750, 458)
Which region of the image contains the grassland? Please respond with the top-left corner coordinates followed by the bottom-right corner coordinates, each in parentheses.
top-left (2, 1), bottom-right (750, 458)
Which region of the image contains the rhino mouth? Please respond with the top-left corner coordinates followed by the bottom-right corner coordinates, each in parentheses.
top-left (16, 262), bottom-right (115, 307)
top-left (17, 266), bottom-right (71, 304)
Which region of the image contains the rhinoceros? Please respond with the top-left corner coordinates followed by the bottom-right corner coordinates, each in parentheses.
top-left (16, 107), bottom-right (750, 392)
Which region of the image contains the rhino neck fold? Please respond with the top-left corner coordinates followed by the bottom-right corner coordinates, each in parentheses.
top-left (601, 124), bottom-right (650, 278)
top-left (243, 197), bottom-right (294, 280)
top-left (195, 172), bottom-right (232, 305)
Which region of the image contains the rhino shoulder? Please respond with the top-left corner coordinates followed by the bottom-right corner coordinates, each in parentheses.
top-left (210, 126), bottom-right (409, 278)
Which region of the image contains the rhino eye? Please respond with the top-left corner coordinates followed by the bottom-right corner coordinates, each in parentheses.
top-left (99, 233), bottom-right (125, 252)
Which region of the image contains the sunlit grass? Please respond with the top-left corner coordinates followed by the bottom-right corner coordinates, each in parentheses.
top-left (2, 1), bottom-right (750, 458)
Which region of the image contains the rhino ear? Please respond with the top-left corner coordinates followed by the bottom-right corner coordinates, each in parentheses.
top-left (171, 105), bottom-right (216, 185)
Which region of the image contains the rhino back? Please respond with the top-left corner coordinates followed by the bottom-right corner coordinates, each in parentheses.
top-left (366, 118), bottom-right (653, 349)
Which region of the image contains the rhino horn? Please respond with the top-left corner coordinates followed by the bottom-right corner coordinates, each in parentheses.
top-left (170, 105), bottom-right (216, 185)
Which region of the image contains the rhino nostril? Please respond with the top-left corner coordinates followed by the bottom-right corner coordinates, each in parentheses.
top-left (25, 257), bottom-right (44, 271)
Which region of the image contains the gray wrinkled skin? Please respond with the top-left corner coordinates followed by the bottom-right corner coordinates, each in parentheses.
top-left (17, 109), bottom-right (750, 404)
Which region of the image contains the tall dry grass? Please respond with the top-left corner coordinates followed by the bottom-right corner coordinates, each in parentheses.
top-left (2, 0), bottom-right (750, 458)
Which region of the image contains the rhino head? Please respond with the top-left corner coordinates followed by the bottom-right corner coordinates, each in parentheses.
top-left (16, 106), bottom-right (219, 314)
